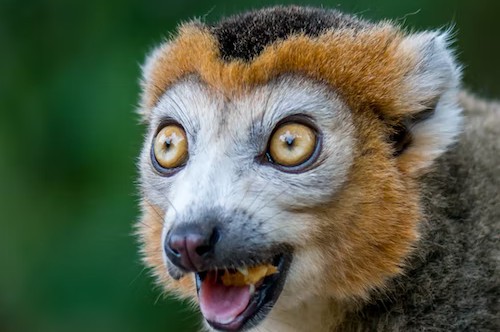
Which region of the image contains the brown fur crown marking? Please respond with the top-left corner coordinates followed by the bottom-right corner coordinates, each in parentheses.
top-left (143, 22), bottom-right (424, 124)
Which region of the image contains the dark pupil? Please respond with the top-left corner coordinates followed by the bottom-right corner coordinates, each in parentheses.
top-left (284, 134), bottom-right (295, 148)
top-left (164, 137), bottom-right (172, 150)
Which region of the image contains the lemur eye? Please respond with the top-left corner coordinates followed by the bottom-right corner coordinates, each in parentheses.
top-left (152, 124), bottom-right (188, 171)
top-left (268, 122), bottom-right (317, 167)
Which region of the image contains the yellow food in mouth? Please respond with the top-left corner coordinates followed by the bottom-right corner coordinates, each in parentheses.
top-left (221, 265), bottom-right (278, 287)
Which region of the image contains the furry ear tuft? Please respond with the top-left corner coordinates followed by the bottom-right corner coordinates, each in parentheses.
top-left (394, 30), bottom-right (463, 176)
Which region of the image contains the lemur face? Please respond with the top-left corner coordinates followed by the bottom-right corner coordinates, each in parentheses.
top-left (139, 76), bottom-right (356, 329)
top-left (136, 6), bottom-right (462, 332)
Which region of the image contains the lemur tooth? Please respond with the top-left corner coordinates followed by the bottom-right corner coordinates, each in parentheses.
top-left (249, 284), bottom-right (256, 296)
top-left (237, 267), bottom-right (249, 276)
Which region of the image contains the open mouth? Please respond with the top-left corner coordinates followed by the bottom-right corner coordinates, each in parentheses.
top-left (195, 253), bottom-right (292, 331)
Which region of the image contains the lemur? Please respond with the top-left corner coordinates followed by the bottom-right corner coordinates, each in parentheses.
top-left (136, 6), bottom-right (499, 332)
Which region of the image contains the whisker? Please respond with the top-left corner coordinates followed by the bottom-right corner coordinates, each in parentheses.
top-left (136, 220), bottom-right (155, 230)
top-left (128, 266), bottom-right (147, 287)
top-left (254, 187), bottom-right (289, 212)
top-left (142, 200), bottom-right (166, 227)
top-left (153, 292), bottom-right (163, 306)
top-left (245, 184), bottom-right (271, 213)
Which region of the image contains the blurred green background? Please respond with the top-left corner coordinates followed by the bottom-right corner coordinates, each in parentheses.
top-left (0, 0), bottom-right (498, 331)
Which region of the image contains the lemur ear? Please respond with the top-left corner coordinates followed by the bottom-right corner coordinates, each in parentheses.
top-left (392, 30), bottom-right (463, 176)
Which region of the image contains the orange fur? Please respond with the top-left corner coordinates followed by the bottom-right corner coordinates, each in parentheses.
top-left (138, 21), bottom-right (423, 304)
top-left (311, 111), bottom-right (419, 299)
top-left (144, 23), bottom-right (425, 123)
top-left (137, 202), bottom-right (196, 299)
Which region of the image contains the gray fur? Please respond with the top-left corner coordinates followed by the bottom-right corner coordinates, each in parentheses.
top-left (339, 98), bottom-right (500, 331)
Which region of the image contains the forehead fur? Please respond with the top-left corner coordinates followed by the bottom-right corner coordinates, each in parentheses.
top-left (140, 6), bottom-right (429, 123)
top-left (210, 6), bottom-right (368, 61)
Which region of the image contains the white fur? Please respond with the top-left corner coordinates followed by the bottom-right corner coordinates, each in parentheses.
top-left (397, 30), bottom-right (463, 174)
top-left (139, 76), bottom-right (356, 248)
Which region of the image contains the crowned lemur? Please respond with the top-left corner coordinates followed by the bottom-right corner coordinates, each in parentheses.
top-left (136, 6), bottom-right (499, 332)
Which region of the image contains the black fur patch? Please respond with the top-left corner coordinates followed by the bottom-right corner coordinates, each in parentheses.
top-left (210, 6), bottom-right (368, 62)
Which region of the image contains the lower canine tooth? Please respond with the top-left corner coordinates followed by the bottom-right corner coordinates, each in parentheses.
top-left (249, 284), bottom-right (255, 295)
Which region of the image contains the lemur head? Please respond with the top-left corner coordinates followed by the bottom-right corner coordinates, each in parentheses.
top-left (136, 6), bottom-right (462, 331)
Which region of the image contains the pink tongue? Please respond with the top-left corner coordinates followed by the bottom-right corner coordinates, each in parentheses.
top-left (199, 272), bottom-right (251, 325)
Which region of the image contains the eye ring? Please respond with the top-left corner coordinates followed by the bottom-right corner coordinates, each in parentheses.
top-left (151, 122), bottom-right (189, 176)
top-left (263, 115), bottom-right (322, 173)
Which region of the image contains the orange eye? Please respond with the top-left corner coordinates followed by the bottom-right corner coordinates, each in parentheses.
top-left (153, 125), bottom-right (188, 169)
top-left (268, 122), bottom-right (317, 167)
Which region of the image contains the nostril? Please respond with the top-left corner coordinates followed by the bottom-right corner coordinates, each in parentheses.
top-left (195, 227), bottom-right (220, 257)
top-left (209, 227), bottom-right (221, 247)
top-left (195, 244), bottom-right (212, 256)
top-left (170, 247), bottom-right (180, 256)
top-left (166, 233), bottom-right (183, 258)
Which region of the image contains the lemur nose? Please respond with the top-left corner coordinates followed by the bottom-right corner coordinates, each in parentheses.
top-left (165, 224), bottom-right (220, 272)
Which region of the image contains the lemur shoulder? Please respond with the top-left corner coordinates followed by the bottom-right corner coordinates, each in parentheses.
top-left (136, 6), bottom-right (499, 332)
